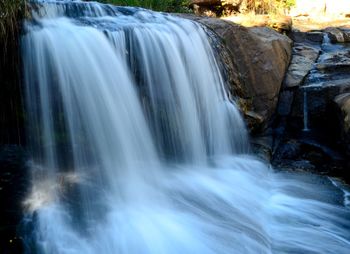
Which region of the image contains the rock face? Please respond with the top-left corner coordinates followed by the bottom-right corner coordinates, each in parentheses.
top-left (180, 15), bottom-right (292, 131)
top-left (278, 30), bottom-right (350, 121)
top-left (273, 29), bottom-right (350, 180)
top-left (335, 93), bottom-right (350, 153)
top-left (283, 44), bottom-right (320, 89)
top-left (291, 46), bottom-right (350, 119)
top-left (325, 27), bottom-right (346, 43)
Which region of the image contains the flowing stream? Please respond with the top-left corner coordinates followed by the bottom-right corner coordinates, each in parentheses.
top-left (22, 1), bottom-right (350, 253)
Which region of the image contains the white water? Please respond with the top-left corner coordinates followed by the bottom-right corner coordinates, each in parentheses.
top-left (22, 1), bottom-right (350, 253)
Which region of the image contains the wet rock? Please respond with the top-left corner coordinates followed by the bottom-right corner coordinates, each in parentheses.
top-left (325, 27), bottom-right (345, 43)
top-left (179, 15), bottom-right (292, 131)
top-left (300, 139), bottom-right (344, 162)
top-left (290, 31), bottom-right (324, 43)
top-left (202, 25), bottom-right (244, 98)
top-left (342, 29), bottom-right (350, 41)
top-left (293, 79), bottom-right (350, 118)
top-left (277, 90), bottom-right (295, 116)
top-left (316, 63), bottom-right (350, 72)
top-left (274, 139), bottom-right (302, 160)
top-left (289, 46), bottom-right (350, 119)
top-left (334, 93), bottom-right (350, 153)
top-left (251, 134), bottom-right (273, 162)
top-left (292, 79), bottom-right (350, 121)
top-left (245, 111), bottom-right (264, 132)
top-left (283, 43), bottom-right (320, 88)
top-left (275, 28), bottom-right (350, 180)
top-left (315, 48), bottom-right (350, 73)
top-left (288, 160), bottom-right (316, 172)
top-left (272, 137), bottom-right (346, 176)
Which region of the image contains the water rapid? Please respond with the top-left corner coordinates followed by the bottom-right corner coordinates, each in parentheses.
top-left (22, 1), bottom-right (350, 253)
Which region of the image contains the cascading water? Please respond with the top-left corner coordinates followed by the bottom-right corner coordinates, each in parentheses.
top-left (22, 1), bottom-right (350, 253)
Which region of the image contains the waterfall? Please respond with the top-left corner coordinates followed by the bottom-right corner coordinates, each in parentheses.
top-left (22, 1), bottom-right (350, 253)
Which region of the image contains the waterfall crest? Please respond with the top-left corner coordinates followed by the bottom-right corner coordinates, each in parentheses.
top-left (22, 1), bottom-right (350, 253)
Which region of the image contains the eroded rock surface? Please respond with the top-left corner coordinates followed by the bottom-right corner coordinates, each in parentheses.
top-left (274, 28), bottom-right (350, 180)
top-left (180, 15), bottom-right (292, 131)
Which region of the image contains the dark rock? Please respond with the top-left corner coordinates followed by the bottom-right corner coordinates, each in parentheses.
top-left (274, 29), bottom-right (350, 181)
top-left (315, 48), bottom-right (350, 73)
top-left (292, 79), bottom-right (350, 119)
top-left (274, 139), bottom-right (302, 160)
top-left (342, 29), bottom-right (350, 41)
top-left (283, 43), bottom-right (320, 88)
top-left (299, 139), bottom-right (344, 162)
top-left (251, 134), bottom-right (273, 161)
top-left (277, 90), bottom-right (295, 116)
top-left (0, 145), bottom-right (28, 254)
top-left (325, 27), bottom-right (345, 43)
top-left (289, 31), bottom-right (324, 43)
top-left (288, 160), bottom-right (316, 171)
top-left (245, 111), bottom-right (264, 133)
top-left (334, 93), bottom-right (350, 154)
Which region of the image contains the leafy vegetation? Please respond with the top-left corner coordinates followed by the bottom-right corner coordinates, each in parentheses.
top-left (0, 0), bottom-right (25, 40)
top-left (90, 0), bottom-right (191, 12)
top-left (0, 0), bottom-right (26, 145)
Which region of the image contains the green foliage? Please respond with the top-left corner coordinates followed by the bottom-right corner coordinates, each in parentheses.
top-left (0, 0), bottom-right (25, 39)
top-left (285, 0), bottom-right (296, 9)
top-left (89, 0), bottom-right (192, 12)
top-left (0, 1), bottom-right (26, 145)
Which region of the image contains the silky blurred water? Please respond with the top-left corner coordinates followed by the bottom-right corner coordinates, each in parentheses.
top-left (22, 1), bottom-right (350, 253)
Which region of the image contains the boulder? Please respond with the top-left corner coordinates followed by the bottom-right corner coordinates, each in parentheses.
top-left (334, 93), bottom-right (350, 153)
top-left (268, 16), bottom-right (293, 33)
top-left (342, 29), bottom-right (350, 41)
top-left (291, 47), bottom-right (350, 119)
top-left (292, 78), bottom-right (350, 118)
top-left (290, 31), bottom-right (324, 43)
top-left (315, 48), bottom-right (350, 72)
top-left (283, 43), bottom-right (320, 88)
top-left (325, 27), bottom-right (345, 43)
top-left (277, 90), bottom-right (295, 116)
top-left (179, 15), bottom-right (292, 130)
